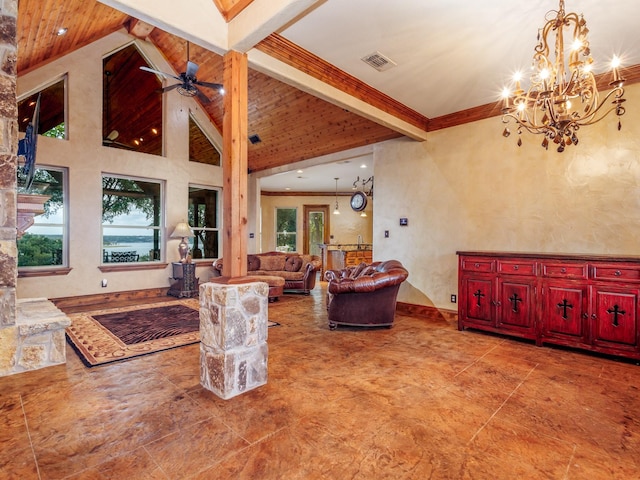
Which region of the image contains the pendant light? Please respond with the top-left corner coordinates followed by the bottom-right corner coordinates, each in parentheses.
top-left (333, 177), bottom-right (340, 215)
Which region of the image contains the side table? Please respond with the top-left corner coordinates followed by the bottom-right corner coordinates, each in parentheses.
top-left (168, 262), bottom-right (199, 298)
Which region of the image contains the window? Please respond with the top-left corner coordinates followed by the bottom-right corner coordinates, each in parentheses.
top-left (189, 115), bottom-right (221, 165)
top-left (188, 185), bottom-right (221, 259)
top-left (18, 77), bottom-right (67, 140)
top-left (275, 208), bottom-right (297, 252)
top-left (17, 166), bottom-right (67, 268)
top-left (102, 175), bottom-right (163, 263)
top-left (103, 44), bottom-right (162, 154)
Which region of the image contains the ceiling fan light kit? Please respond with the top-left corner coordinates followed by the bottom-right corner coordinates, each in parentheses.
top-left (140, 42), bottom-right (224, 103)
top-left (501, 0), bottom-right (626, 152)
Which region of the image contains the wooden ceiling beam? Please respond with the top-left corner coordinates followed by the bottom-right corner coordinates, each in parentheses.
top-left (227, 0), bottom-right (320, 53)
top-left (255, 33), bottom-right (429, 136)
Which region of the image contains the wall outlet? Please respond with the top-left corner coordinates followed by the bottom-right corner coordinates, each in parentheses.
top-left (101, 279), bottom-right (108, 288)
top-left (450, 294), bottom-right (457, 303)
top-left (384, 230), bottom-right (389, 238)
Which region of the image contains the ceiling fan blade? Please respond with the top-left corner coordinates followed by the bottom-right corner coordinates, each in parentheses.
top-left (140, 66), bottom-right (182, 82)
top-left (195, 88), bottom-right (211, 104)
top-left (186, 61), bottom-right (199, 78)
top-left (162, 83), bottom-right (182, 93)
top-left (194, 80), bottom-right (224, 90)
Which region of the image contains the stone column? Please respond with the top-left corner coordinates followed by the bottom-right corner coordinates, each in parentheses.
top-left (199, 281), bottom-right (268, 400)
top-left (0, 0), bottom-right (18, 364)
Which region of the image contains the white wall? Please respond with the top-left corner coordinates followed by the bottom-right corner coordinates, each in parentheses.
top-left (17, 31), bottom-right (223, 299)
top-left (260, 194), bottom-right (373, 253)
top-left (374, 83), bottom-right (640, 310)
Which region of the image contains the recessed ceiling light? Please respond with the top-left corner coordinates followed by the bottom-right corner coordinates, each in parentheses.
top-left (56, 27), bottom-right (68, 36)
top-left (297, 170), bottom-right (303, 173)
top-left (360, 164), bottom-right (367, 168)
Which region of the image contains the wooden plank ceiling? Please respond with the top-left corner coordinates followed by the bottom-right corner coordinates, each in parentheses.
top-left (16, 0), bottom-right (404, 173)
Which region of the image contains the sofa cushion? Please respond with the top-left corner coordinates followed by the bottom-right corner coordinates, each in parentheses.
top-left (258, 254), bottom-right (287, 271)
top-left (247, 254), bottom-right (260, 271)
top-left (284, 255), bottom-right (303, 272)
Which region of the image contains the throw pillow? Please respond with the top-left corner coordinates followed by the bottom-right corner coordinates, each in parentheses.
top-left (285, 256), bottom-right (303, 272)
top-left (247, 255), bottom-right (260, 271)
top-left (259, 254), bottom-right (287, 271)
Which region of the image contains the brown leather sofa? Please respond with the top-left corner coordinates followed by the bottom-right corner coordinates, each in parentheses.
top-left (324, 260), bottom-right (409, 329)
top-left (212, 251), bottom-right (321, 294)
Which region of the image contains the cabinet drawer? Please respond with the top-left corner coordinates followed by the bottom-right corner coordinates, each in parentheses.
top-left (497, 260), bottom-right (536, 276)
top-left (461, 258), bottom-right (494, 273)
top-left (541, 262), bottom-right (588, 279)
top-left (592, 264), bottom-right (640, 282)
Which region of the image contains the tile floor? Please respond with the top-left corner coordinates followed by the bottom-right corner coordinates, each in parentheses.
top-left (1, 285), bottom-right (640, 479)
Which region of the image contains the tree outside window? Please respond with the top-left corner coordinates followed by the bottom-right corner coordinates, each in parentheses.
top-left (188, 185), bottom-right (221, 259)
top-left (17, 166), bottom-right (67, 267)
top-left (102, 175), bottom-right (163, 263)
top-left (276, 208), bottom-right (297, 252)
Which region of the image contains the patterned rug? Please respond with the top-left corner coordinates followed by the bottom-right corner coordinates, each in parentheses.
top-left (66, 298), bottom-right (282, 367)
top-left (66, 299), bottom-right (201, 367)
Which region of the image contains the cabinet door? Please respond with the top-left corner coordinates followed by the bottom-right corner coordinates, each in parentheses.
top-left (461, 276), bottom-right (494, 326)
top-left (591, 287), bottom-right (638, 349)
top-left (496, 278), bottom-right (535, 334)
top-left (541, 282), bottom-right (588, 343)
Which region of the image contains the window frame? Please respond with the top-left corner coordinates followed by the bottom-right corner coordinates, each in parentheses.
top-left (188, 184), bottom-right (222, 260)
top-left (101, 173), bottom-right (165, 265)
top-left (275, 207), bottom-right (297, 253)
top-left (17, 165), bottom-right (69, 275)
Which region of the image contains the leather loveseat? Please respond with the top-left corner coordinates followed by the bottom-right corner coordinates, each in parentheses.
top-left (212, 251), bottom-right (322, 294)
top-left (324, 260), bottom-right (409, 329)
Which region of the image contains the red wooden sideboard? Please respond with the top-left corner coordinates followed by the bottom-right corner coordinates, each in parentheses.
top-left (457, 251), bottom-right (640, 361)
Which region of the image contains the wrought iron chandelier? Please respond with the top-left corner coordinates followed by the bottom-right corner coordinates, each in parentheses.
top-left (501, 0), bottom-right (626, 152)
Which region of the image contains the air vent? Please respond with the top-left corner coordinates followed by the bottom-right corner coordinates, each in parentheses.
top-left (361, 51), bottom-right (397, 72)
top-left (248, 134), bottom-right (261, 144)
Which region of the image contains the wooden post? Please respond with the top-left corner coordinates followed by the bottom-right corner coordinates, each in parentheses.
top-left (221, 50), bottom-right (249, 277)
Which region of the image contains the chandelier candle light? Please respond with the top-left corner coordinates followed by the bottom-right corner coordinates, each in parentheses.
top-left (501, 0), bottom-right (626, 152)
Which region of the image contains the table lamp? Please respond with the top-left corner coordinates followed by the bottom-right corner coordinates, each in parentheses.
top-left (170, 222), bottom-right (194, 262)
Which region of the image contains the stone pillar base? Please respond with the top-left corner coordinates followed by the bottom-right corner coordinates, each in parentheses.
top-left (0, 298), bottom-right (71, 377)
top-left (199, 281), bottom-right (269, 399)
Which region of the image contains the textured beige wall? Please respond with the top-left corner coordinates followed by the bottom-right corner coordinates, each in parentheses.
top-left (375, 83), bottom-right (640, 310)
top-left (17, 32), bottom-right (223, 299)
top-left (260, 194), bottom-right (373, 253)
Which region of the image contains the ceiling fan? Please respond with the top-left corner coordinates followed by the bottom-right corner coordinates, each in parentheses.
top-left (102, 130), bottom-right (134, 150)
top-left (140, 42), bottom-right (224, 104)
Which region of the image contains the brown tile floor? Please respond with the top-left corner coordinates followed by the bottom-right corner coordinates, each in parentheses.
top-left (2, 285), bottom-right (640, 479)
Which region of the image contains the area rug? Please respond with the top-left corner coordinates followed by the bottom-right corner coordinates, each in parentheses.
top-left (66, 299), bottom-right (280, 367)
top-left (66, 299), bottom-right (201, 367)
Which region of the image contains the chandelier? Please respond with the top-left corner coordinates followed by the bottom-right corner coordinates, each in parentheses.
top-left (501, 0), bottom-right (626, 152)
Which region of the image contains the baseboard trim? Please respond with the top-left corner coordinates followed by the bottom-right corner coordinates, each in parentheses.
top-left (396, 301), bottom-right (457, 322)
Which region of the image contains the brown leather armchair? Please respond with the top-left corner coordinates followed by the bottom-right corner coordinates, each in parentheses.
top-left (324, 260), bottom-right (409, 329)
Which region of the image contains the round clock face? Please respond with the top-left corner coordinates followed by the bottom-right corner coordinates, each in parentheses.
top-left (350, 191), bottom-right (367, 211)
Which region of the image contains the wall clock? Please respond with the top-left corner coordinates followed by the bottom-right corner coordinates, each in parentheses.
top-left (350, 191), bottom-right (367, 212)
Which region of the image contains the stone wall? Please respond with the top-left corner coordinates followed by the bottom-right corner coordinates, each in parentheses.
top-left (0, 1), bottom-right (17, 333)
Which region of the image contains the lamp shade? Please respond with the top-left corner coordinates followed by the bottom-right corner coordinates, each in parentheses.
top-left (170, 222), bottom-right (194, 238)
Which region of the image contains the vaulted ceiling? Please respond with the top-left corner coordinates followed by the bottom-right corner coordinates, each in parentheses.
top-left (16, 0), bottom-right (640, 185)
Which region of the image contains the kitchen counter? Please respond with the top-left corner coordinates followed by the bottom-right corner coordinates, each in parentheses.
top-left (319, 244), bottom-right (373, 276)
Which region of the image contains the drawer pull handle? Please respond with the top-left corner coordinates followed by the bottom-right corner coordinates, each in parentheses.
top-left (513, 265), bottom-right (519, 270)
top-left (474, 263), bottom-right (480, 268)
top-left (560, 268), bottom-right (567, 273)
top-left (615, 270), bottom-right (622, 276)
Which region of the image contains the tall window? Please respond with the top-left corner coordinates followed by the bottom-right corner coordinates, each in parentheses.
top-left (102, 175), bottom-right (163, 263)
top-left (188, 185), bottom-right (221, 259)
top-left (189, 115), bottom-right (221, 165)
top-left (103, 44), bottom-right (162, 154)
top-left (275, 208), bottom-right (297, 252)
top-left (17, 166), bottom-right (67, 267)
top-left (18, 76), bottom-right (67, 140)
